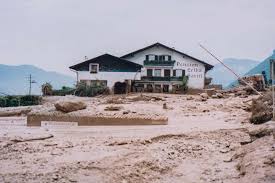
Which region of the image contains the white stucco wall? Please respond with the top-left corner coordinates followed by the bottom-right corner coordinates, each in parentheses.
top-left (78, 71), bottom-right (141, 88)
top-left (123, 46), bottom-right (206, 89)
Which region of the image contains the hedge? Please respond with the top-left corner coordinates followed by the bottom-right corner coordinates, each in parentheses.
top-left (0, 95), bottom-right (42, 107)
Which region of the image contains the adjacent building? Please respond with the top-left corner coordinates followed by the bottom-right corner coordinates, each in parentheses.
top-left (69, 42), bottom-right (214, 92)
top-left (69, 54), bottom-right (142, 88)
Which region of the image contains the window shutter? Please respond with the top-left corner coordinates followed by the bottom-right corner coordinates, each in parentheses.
top-left (159, 55), bottom-right (162, 61)
top-left (146, 55), bottom-right (149, 61)
top-left (168, 55), bottom-right (171, 61)
top-left (155, 55), bottom-right (158, 61)
top-left (173, 70), bottom-right (176, 76)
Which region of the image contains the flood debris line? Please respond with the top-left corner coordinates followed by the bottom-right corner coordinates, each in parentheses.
top-left (54, 100), bottom-right (87, 113)
top-left (104, 105), bottom-right (123, 111)
top-left (105, 94), bottom-right (165, 104)
top-left (0, 108), bottom-right (31, 117)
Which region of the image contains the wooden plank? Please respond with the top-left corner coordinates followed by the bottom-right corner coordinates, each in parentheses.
top-left (27, 113), bottom-right (168, 126)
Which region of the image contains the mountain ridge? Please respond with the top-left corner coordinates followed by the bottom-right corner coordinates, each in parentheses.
top-left (0, 64), bottom-right (74, 95)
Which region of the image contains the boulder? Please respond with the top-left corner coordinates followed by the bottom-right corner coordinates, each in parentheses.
top-left (211, 94), bottom-right (218, 99)
top-left (55, 100), bottom-right (87, 113)
top-left (216, 93), bottom-right (223, 98)
top-left (200, 93), bottom-right (209, 101)
top-left (200, 93), bottom-right (209, 98)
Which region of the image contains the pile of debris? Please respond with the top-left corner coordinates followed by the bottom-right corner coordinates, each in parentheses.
top-left (250, 91), bottom-right (273, 124)
top-left (105, 94), bottom-right (165, 104)
top-left (226, 86), bottom-right (257, 97)
top-left (238, 74), bottom-right (265, 91)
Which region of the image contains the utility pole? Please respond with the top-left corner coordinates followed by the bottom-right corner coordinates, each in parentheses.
top-left (27, 74), bottom-right (36, 95)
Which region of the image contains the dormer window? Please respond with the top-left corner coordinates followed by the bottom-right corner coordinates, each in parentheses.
top-left (89, 63), bottom-right (99, 73)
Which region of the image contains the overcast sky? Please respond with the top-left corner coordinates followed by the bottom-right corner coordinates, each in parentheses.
top-left (0, 0), bottom-right (274, 75)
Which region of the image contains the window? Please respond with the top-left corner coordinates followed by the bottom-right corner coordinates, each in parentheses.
top-left (164, 69), bottom-right (171, 77)
top-left (147, 69), bottom-right (153, 77)
top-left (146, 55), bottom-right (156, 61)
top-left (159, 55), bottom-right (171, 61)
top-left (154, 69), bottom-right (161, 77)
top-left (173, 69), bottom-right (185, 77)
top-left (90, 63), bottom-right (99, 73)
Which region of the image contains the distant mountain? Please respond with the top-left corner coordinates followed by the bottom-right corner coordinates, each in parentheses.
top-left (207, 58), bottom-right (259, 88)
top-left (0, 64), bottom-right (75, 95)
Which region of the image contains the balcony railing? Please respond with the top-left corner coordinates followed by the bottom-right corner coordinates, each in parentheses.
top-left (144, 60), bottom-right (175, 66)
top-left (141, 76), bottom-right (183, 81)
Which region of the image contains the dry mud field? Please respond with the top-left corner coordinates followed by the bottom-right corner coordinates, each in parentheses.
top-left (0, 94), bottom-right (274, 183)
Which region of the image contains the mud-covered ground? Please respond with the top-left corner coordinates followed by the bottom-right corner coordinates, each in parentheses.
top-left (0, 94), bottom-right (274, 183)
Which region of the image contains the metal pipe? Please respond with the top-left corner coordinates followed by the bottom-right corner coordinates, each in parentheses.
top-left (199, 43), bottom-right (262, 96)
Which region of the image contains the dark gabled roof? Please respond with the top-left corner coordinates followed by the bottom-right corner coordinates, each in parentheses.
top-left (69, 54), bottom-right (142, 72)
top-left (120, 42), bottom-right (214, 71)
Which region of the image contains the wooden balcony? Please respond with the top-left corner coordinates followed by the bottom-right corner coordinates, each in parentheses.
top-left (144, 60), bottom-right (175, 66)
top-left (141, 76), bottom-right (183, 81)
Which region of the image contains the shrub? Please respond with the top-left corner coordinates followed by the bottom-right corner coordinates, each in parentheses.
top-left (74, 82), bottom-right (110, 97)
top-left (0, 95), bottom-right (41, 107)
top-left (0, 97), bottom-right (7, 107)
top-left (19, 95), bottom-right (41, 106)
top-left (179, 76), bottom-right (189, 92)
top-left (42, 82), bottom-right (53, 96)
top-left (42, 83), bottom-right (75, 96)
top-left (52, 86), bottom-right (75, 96)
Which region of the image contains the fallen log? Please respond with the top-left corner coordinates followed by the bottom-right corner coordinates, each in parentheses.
top-left (11, 134), bottom-right (54, 143)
